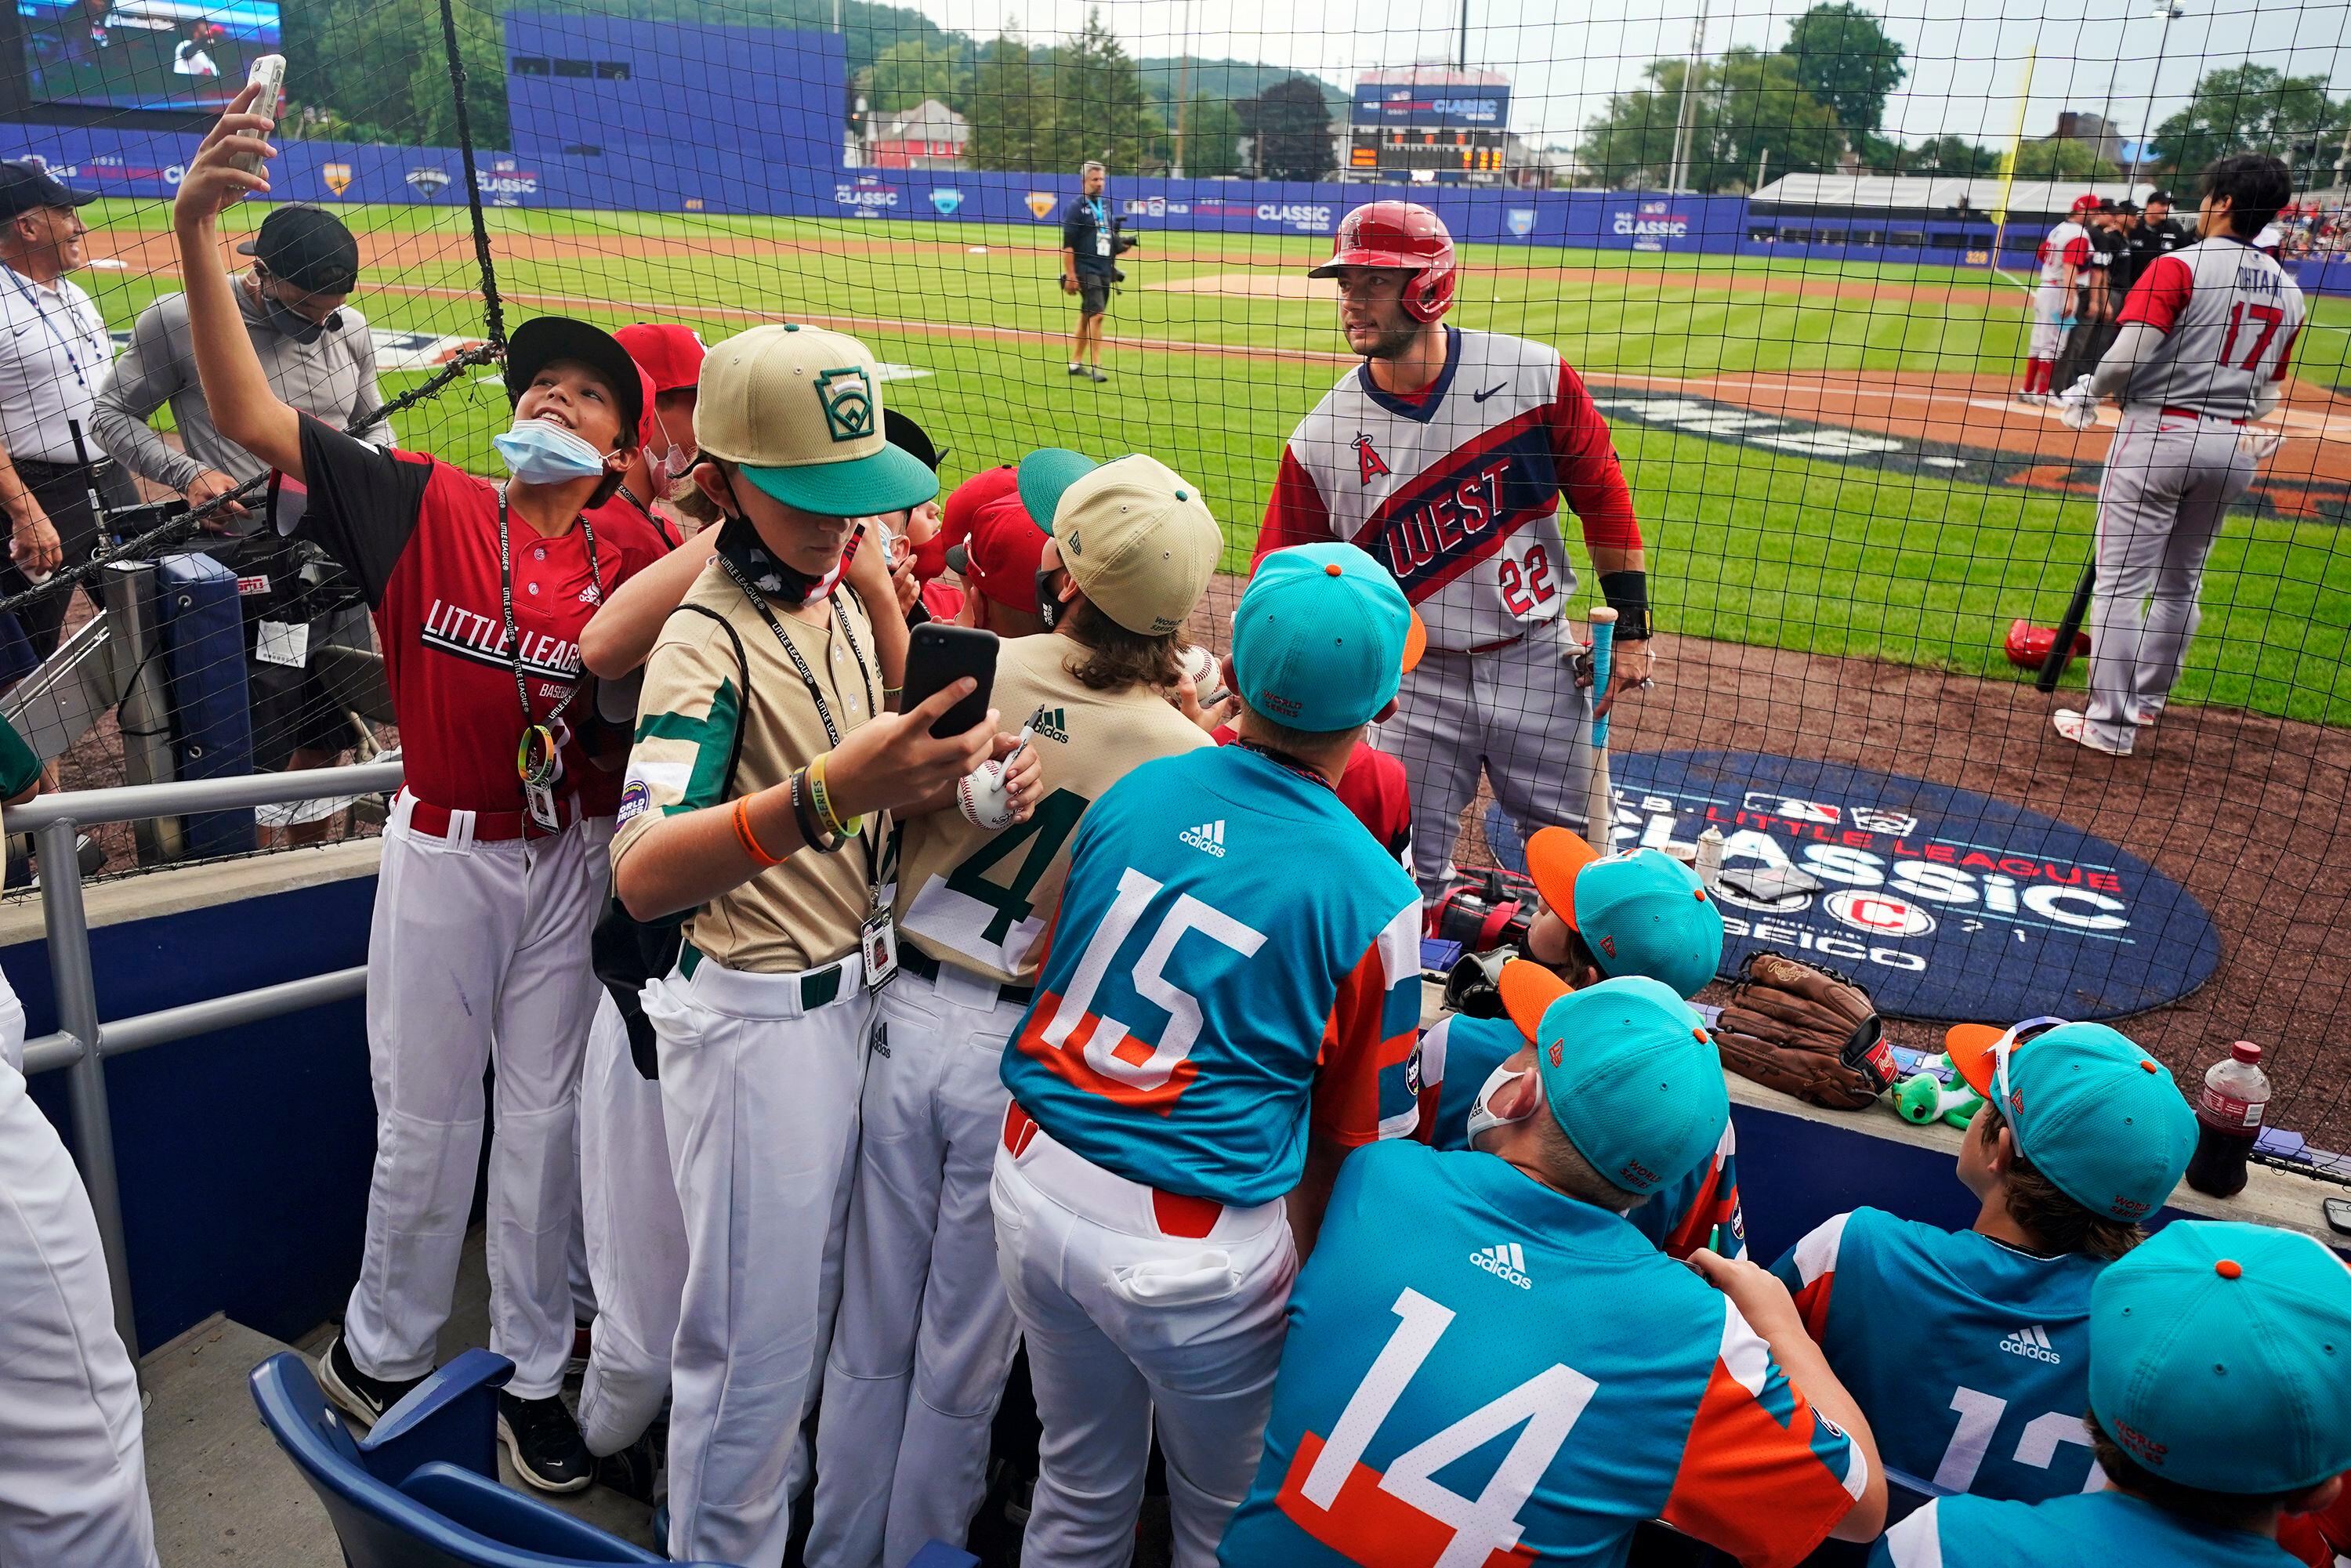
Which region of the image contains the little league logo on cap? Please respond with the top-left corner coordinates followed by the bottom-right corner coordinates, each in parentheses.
top-left (1945, 1019), bottom-right (2194, 1222)
top-left (817, 367), bottom-right (876, 443)
top-left (694, 324), bottom-right (936, 518)
top-left (2089, 1220), bottom-right (2351, 1494)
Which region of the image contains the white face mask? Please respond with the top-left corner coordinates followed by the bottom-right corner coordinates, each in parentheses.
top-left (1465, 1063), bottom-right (1539, 1150)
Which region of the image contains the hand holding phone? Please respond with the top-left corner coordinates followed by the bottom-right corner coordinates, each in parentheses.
top-left (901, 623), bottom-right (998, 738)
top-left (231, 56), bottom-right (287, 179)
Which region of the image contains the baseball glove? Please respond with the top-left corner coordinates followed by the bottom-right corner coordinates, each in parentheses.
top-left (1712, 951), bottom-right (1896, 1110)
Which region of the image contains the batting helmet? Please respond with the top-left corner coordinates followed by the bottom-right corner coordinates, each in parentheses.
top-left (1311, 201), bottom-right (1458, 323)
top-left (2004, 617), bottom-right (2090, 670)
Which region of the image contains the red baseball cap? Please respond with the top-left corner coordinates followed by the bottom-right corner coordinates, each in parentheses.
top-left (941, 468), bottom-right (1047, 614)
top-left (2071, 194), bottom-right (2101, 213)
top-left (613, 324), bottom-right (707, 396)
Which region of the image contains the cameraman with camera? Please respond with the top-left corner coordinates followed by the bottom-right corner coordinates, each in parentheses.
top-left (1060, 161), bottom-right (1132, 383)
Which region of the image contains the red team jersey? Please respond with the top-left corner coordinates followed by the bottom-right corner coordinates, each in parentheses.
top-left (2036, 220), bottom-right (2092, 287)
top-left (2113, 236), bottom-right (2306, 421)
top-left (292, 415), bottom-right (668, 817)
top-left (1257, 327), bottom-right (1640, 653)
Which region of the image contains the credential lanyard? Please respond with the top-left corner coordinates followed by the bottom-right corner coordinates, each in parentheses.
top-left (3, 264), bottom-right (96, 389)
top-left (712, 548), bottom-right (873, 747)
top-left (499, 488), bottom-right (602, 786)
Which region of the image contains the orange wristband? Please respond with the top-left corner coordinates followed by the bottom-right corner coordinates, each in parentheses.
top-left (734, 795), bottom-right (785, 867)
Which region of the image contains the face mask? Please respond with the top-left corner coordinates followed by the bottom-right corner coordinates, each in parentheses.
top-left (716, 513), bottom-right (840, 606)
top-left (494, 418), bottom-right (610, 485)
top-left (1465, 1063), bottom-right (1539, 1150)
top-left (650, 411), bottom-right (696, 482)
top-left (1034, 567), bottom-right (1065, 629)
top-left (262, 291), bottom-right (335, 345)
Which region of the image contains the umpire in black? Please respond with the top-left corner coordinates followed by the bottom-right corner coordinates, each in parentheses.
top-left (1060, 160), bottom-right (1115, 382)
top-left (0, 159), bottom-right (136, 667)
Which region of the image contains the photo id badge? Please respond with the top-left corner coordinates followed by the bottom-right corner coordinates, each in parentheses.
top-left (523, 778), bottom-right (560, 831)
top-left (861, 911), bottom-right (899, 994)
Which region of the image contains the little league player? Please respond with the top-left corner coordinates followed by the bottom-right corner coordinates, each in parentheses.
top-left (2055, 154), bottom-right (2306, 758)
top-left (1256, 201), bottom-right (1654, 900)
top-left (173, 91), bottom-right (675, 1488)
top-left (1219, 976), bottom-right (1886, 1568)
top-left (992, 541), bottom-right (1429, 1567)
top-left (1873, 1219), bottom-right (2351, 1568)
top-left (1418, 828), bottom-right (1741, 1259)
top-left (608, 324), bottom-right (1039, 1566)
top-left (806, 448), bottom-right (1223, 1568)
top-left (1774, 1019), bottom-right (2195, 1505)
top-left (2022, 195), bottom-right (2099, 403)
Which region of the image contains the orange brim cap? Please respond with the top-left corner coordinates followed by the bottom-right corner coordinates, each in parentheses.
top-left (1401, 610), bottom-right (1427, 675)
top-left (1500, 959), bottom-right (1571, 1042)
top-left (1525, 826), bottom-right (1600, 930)
top-left (1944, 1023), bottom-right (2008, 1098)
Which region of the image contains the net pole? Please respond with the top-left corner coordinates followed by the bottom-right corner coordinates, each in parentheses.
top-left (1991, 46), bottom-right (2037, 266)
top-left (436, 0), bottom-right (507, 348)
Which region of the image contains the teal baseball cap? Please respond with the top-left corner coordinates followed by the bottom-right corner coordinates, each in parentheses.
top-left (1532, 976), bottom-right (1728, 1197)
top-left (1016, 447), bottom-right (1099, 532)
top-left (2089, 1220), bottom-right (2351, 1493)
top-left (1525, 828), bottom-right (1724, 998)
top-left (1950, 1019), bottom-right (2195, 1223)
top-left (1230, 543), bottom-right (1425, 731)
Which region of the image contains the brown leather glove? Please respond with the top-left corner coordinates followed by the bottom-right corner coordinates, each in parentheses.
top-left (1712, 951), bottom-right (1895, 1110)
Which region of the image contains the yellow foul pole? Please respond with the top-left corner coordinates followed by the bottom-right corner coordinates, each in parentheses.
top-left (1990, 48), bottom-right (2038, 266)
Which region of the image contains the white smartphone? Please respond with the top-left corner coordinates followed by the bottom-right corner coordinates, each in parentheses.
top-left (231, 55), bottom-right (286, 179)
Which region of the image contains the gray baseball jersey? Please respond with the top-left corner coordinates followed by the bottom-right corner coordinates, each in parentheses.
top-left (2113, 236), bottom-right (2305, 418)
top-left (1258, 326), bottom-right (1640, 653)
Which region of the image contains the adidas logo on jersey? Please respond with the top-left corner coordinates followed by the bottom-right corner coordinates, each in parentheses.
top-left (1998, 1324), bottom-right (2062, 1364)
top-left (1179, 820), bottom-right (1226, 856)
top-left (1028, 705), bottom-right (1071, 744)
top-left (1470, 1242), bottom-right (1532, 1289)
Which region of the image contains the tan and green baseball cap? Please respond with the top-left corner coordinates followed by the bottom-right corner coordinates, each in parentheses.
top-left (694, 324), bottom-right (939, 517)
top-left (1016, 450), bottom-right (1222, 636)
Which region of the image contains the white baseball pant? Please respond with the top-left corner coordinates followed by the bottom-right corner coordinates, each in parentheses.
top-left (991, 1118), bottom-right (1295, 1568)
top-left (650, 949), bottom-right (869, 1568)
top-left (2084, 407), bottom-right (2256, 751)
top-left (2030, 283), bottom-right (2072, 360)
top-left (1382, 614), bottom-right (1596, 901)
top-left (806, 965), bottom-right (1026, 1568)
top-left (342, 798), bottom-right (611, 1400)
top-left (578, 991), bottom-right (687, 1457)
top-left (0, 993), bottom-right (159, 1568)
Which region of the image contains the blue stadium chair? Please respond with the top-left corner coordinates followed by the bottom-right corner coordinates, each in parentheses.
top-left (248, 1347), bottom-right (722, 1567)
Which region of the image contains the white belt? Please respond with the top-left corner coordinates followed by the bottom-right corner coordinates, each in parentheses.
top-left (1000, 1103), bottom-right (1284, 1244)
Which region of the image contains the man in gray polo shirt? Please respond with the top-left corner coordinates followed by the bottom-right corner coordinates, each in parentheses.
top-left (93, 204), bottom-right (389, 821)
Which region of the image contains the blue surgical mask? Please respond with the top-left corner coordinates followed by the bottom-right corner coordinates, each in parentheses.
top-left (494, 418), bottom-right (610, 484)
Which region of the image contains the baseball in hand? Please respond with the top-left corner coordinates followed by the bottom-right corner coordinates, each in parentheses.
top-left (957, 757), bottom-right (1015, 830)
top-left (1179, 643), bottom-right (1229, 709)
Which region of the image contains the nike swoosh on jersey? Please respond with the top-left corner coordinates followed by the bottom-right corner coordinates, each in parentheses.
top-left (1472, 382), bottom-right (1507, 402)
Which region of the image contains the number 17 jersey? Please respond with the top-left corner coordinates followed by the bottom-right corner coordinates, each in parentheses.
top-left (1002, 744), bottom-right (1425, 1208)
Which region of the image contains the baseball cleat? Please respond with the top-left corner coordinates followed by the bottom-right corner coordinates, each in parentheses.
top-left (498, 1391), bottom-right (594, 1492)
top-left (2016, 390), bottom-right (2045, 406)
top-left (1067, 362), bottom-right (1085, 375)
top-left (1086, 367), bottom-right (1108, 382)
top-left (2052, 708), bottom-right (2132, 756)
top-left (317, 1332), bottom-right (426, 1429)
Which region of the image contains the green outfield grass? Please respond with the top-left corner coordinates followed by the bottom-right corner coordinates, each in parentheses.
top-left (74, 201), bottom-right (2351, 726)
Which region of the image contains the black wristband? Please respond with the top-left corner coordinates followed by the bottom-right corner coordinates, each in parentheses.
top-left (1598, 570), bottom-right (1651, 642)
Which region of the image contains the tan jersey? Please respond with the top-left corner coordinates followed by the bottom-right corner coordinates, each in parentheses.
top-left (893, 633), bottom-right (1211, 984)
top-left (610, 562), bottom-right (882, 975)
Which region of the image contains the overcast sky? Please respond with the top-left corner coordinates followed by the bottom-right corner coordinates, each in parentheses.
top-left (895, 0), bottom-right (2351, 147)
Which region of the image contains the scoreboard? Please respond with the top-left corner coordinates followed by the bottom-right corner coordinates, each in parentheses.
top-left (1347, 126), bottom-right (1508, 183)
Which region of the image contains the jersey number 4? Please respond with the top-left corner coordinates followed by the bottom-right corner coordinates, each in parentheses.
top-left (1024, 866), bottom-right (1268, 1105)
top-left (1277, 1286), bottom-right (1596, 1568)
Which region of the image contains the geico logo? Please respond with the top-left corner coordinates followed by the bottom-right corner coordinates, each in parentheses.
top-left (1715, 915), bottom-right (1929, 972)
top-left (1470, 1251), bottom-right (1532, 1289)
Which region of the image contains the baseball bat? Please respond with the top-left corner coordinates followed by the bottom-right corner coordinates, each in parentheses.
top-left (2034, 559), bottom-right (2095, 693)
top-left (1588, 607), bottom-right (1617, 853)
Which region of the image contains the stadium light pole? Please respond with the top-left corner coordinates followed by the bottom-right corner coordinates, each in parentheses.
top-left (2135, 0), bottom-right (2186, 181)
top-left (1666, 0), bottom-right (1712, 192)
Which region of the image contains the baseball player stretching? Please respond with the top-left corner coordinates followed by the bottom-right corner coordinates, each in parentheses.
top-left (2053, 154), bottom-right (2306, 757)
top-left (1775, 1020), bottom-right (2194, 1505)
top-left (2020, 196), bottom-right (2099, 403)
top-left (174, 93), bottom-right (672, 1489)
top-left (993, 541), bottom-right (1428, 1567)
top-left (1418, 830), bottom-right (1741, 1259)
top-left (806, 450), bottom-right (1223, 1568)
top-left (1218, 976), bottom-right (1886, 1567)
top-left (1257, 201), bottom-right (1652, 900)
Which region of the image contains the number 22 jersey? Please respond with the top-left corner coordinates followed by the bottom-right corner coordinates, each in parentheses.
top-left (1219, 1140), bottom-right (1868, 1568)
top-left (1001, 744), bottom-right (1425, 1208)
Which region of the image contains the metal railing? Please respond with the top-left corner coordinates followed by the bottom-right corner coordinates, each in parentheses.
top-left (13, 762), bottom-right (404, 1360)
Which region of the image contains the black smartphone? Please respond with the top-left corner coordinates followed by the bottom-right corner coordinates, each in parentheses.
top-left (2325, 1197), bottom-right (2351, 1237)
top-left (901, 623), bottom-right (998, 738)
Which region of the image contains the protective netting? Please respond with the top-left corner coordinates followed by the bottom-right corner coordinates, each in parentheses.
top-left (2, 0), bottom-right (2348, 1159)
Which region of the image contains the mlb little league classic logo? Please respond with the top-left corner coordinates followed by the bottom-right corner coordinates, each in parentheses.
top-left (817, 368), bottom-right (876, 443)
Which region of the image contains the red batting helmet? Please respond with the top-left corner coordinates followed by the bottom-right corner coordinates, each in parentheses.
top-left (2004, 617), bottom-right (2090, 670)
top-left (1312, 201), bottom-right (1458, 323)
